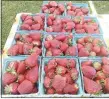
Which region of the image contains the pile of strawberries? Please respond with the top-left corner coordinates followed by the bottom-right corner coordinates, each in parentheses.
top-left (42, 1), bottom-right (65, 15)
top-left (81, 57), bottom-right (109, 94)
top-left (8, 33), bottom-right (42, 56)
top-left (44, 34), bottom-right (76, 56)
top-left (43, 58), bottom-right (79, 94)
top-left (20, 14), bottom-right (45, 30)
top-left (77, 36), bottom-right (109, 57)
top-left (73, 16), bottom-right (100, 34)
top-left (46, 14), bottom-right (75, 32)
top-left (66, 1), bottom-right (89, 16)
top-left (2, 53), bottom-right (39, 94)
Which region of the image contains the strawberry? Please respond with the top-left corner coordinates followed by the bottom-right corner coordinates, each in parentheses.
top-left (102, 65), bottom-right (109, 76)
top-left (84, 36), bottom-right (93, 43)
top-left (17, 74), bottom-right (25, 83)
top-left (52, 75), bottom-right (66, 92)
top-left (67, 10), bottom-right (76, 16)
top-left (33, 16), bottom-right (43, 24)
top-left (47, 18), bottom-right (53, 26)
top-left (96, 71), bottom-right (106, 80)
top-left (47, 59), bottom-right (57, 70)
top-left (44, 66), bottom-right (49, 73)
top-left (102, 57), bottom-right (109, 65)
top-left (32, 40), bottom-right (41, 47)
top-left (21, 14), bottom-right (28, 21)
top-left (55, 34), bottom-right (66, 41)
top-left (85, 26), bottom-right (95, 33)
top-left (17, 44), bottom-right (24, 54)
top-left (52, 24), bottom-right (62, 32)
top-left (92, 62), bottom-right (102, 71)
top-left (65, 46), bottom-right (76, 56)
top-left (49, 1), bottom-right (57, 7)
top-left (2, 72), bottom-right (17, 86)
top-left (17, 80), bottom-right (34, 94)
top-left (20, 24), bottom-right (31, 30)
top-left (76, 29), bottom-right (85, 34)
top-left (46, 26), bottom-right (53, 32)
top-left (4, 82), bottom-right (19, 94)
top-left (44, 76), bottom-right (52, 88)
top-left (90, 51), bottom-right (96, 56)
top-left (92, 45), bottom-right (101, 53)
top-left (56, 58), bottom-right (68, 67)
top-left (25, 53), bottom-right (38, 68)
top-left (47, 88), bottom-right (55, 94)
top-left (46, 69), bottom-right (55, 79)
top-left (66, 22), bottom-right (75, 30)
top-left (46, 35), bottom-right (53, 41)
top-left (30, 47), bottom-right (42, 55)
top-left (31, 24), bottom-right (41, 30)
top-left (17, 61), bottom-right (26, 74)
top-left (77, 44), bottom-right (84, 51)
top-left (75, 24), bottom-right (83, 29)
top-left (78, 48), bottom-right (90, 57)
top-left (24, 15), bottom-right (32, 21)
top-left (23, 43), bottom-right (33, 55)
top-left (15, 34), bottom-right (21, 40)
top-left (77, 38), bottom-right (85, 45)
top-left (67, 59), bottom-right (76, 68)
top-left (104, 78), bottom-right (109, 93)
top-left (58, 4), bottom-right (64, 12)
top-left (29, 33), bottom-right (41, 41)
top-left (85, 43), bottom-right (93, 52)
top-left (82, 66), bottom-right (96, 79)
top-left (76, 11), bottom-right (84, 16)
top-left (81, 60), bottom-right (92, 66)
top-left (81, 8), bottom-right (89, 14)
top-left (32, 86), bottom-right (38, 93)
top-left (83, 76), bottom-right (102, 94)
top-left (8, 45), bottom-right (19, 56)
top-left (70, 68), bottom-right (78, 81)
top-left (64, 73), bottom-right (73, 84)
top-left (23, 19), bottom-right (33, 25)
top-left (44, 41), bottom-right (51, 49)
top-left (25, 66), bottom-right (38, 83)
top-left (60, 43), bottom-right (68, 52)
top-left (46, 50), bottom-right (52, 56)
top-left (56, 66), bottom-right (67, 75)
top-left (100, 46), bottom-right (109, 56)
top-left (50, 39), bottom-right (61, 48)
top-left (52, 49), bottom-right (63, 56)
top-left (49, 7), bottom-right (55, 13)
top-left (6, 61), bottom-right (19, 73)
top-left (63, 83), bottom-right (79, 94)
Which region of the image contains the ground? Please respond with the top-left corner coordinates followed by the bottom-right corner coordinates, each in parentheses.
top-left (1, 1), bottom-right (109, 49)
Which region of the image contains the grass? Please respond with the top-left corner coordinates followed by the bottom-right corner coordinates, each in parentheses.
top-left (93, 1), bottom-right (109, 14)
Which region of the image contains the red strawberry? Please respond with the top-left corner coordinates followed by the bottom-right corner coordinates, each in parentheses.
top-left (47, 59), bottom-right (57, 70)
top-left (2, 72), bottom-right (17, 86)
top-left (33, 16), bottom-right (43, 24)
top-left (21, 14), bottom-right (28, 21)
top-left (49, 1), bottom-right (57, 7)
top-left (77, 44), bottom-right (84, 51)
top-left (52, 75), bottom-right (66, 92)
top-left (102, 65), bottom-right (109, 76)
top-left (52, 24), bottom-right (62, 32)
top-left (81, 60), bottom-right (92, 66)
top-left (44, 41), bottom-right (51, 49)
top-left (96, 71), bottom-right (106, 80)
top-left (67, 10), bottom-right (76, 16)
top-left (29, 33), bottom-right (41, 41)
top-left (67, 59), bottom-right (76, 68)
top-left (92, 62), bottom-right (102, 71)
top-left (44, 66), bottom-right (49, 73)
top-left (50, 39), bottom-right (61, 48)
top-left (85, 26), bottom-right (95, 33)
top-left (32, 86), bottom-right (38, 93)
top-left (92, 45), bottom-right (100, 53)
top-left (60, 43), bottom-right (68, 52)
top-left (82, 66), bottom-right (96, 79)
top-left (76, 29), bottom-right (85, 34)
top-left (104, 78), bottom-right (109, 93)
top-left (24, 15), bottom-right (32, 21)
top-left (75, 24), bottom-right (83, 29)
top-left (52, 49), bottom-right (63, 56)
top-left (90, 51), bottom-right (96, 56)
top-left (66, 22), bottom-right (75, 30)
top-left (100, 46), bottom-right (109, 56)
top-left (31, 24), bottom-right (41, 30)
top-left (17, 80), bottom-right (34, 94)
top-left (84, 36), bottom-right (94, 43)
top-left (70, 68), bottom-right (78, 81)
top-left (30, 47), bottom-right (42, 55)
top-left (47, 88), bottom-right (55, 94)
top-left (56, 66), bottom-right (67, 75)
top-left (63, 83), bottom-right (79, 94)
top-left (46, 35), bottom-right (53, 41)
top-left (56, 58), bottom-right (68, 67)
top-left (17, 74), bottom-right (25, 83)
top-left (8, 45), bottom-right (19, 56)
top-left (23, 43), bottom-right (33, 55)
top-left (46, 50), bottom-right (52, 56)
top-left (81, 8), bottom-right (89, 14)
top-left (83, 76), bottom-right (102, 94)
top-left (46, 26), bottom-right (53, 32)
top-left (20, 24), bottom-right (31, 30)
top-left (46, 69), bottom-right (55, 79)
top-left (32, 40), bottom-right (41, 47)
top-left (23, 19), bottom-right (33, 25)
top-left (65, 46), bottom-right (76, 56)
top-left (77, 38), bottom-right (85, 44)
top-left (25, 66), bottom-right (38, 83)
top-left (64, 73), bottom-right (73, 84)
top-left (15, 34), bottom-right (21, 40)
top-left (78, 48), bottom-right (90, 57)
top-left (48, 14), bottom-right (56, 21)
top-left (49, 7), bottom-right (55, 13)
top-left (17, 61), bottom-right (26, 74)
top-left (102, 57), bottom-right (109, 65)
top-left (6, 61), bottom-right (19, 73)
top-left (44, 76), bottom-right (52, 88)
top-left (17, 44), bottom-right (24, 54)
top-left (25, 53), bottom-right (38, 68)
top-left (76, 11), bottom-right (84, 16)
top-left (58, 4), bottom-right (64, 12)
top-left (4, 82), bottom-right (19, 94)
top-left (55, 34), bottom-right (66, 41)
top-left (47, 18), bottom-right (53, 26)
